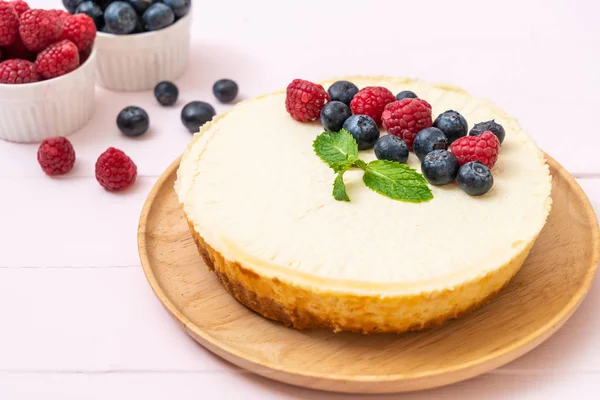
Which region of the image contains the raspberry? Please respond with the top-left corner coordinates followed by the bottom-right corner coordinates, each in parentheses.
top-left (19, 9), bottom-right (63, 52)
top-left (450, 131), bottom-right (500, 169)
top-left (0, 2), bottom-right (19, 46)
top-left (349, 86), bottom-right (396, 126)
top-left (61, 14), bottom-right (96, 52)
top-left (95, 148), bottom-right (137, 191)
top-left (11, 1), bottom-right (29, 16)
top-left (37, 136), bottom-right (76, 176)
top-left (35, 39), bottom-right (79, 79)
top-left (285, 79), bottom-right (330, 122)
top-left (0, 59), bottom-right (40, 84)
top-left (48, 9), bottom-right (69, 24)
top-left (381, 98), bottom-right (433, 149)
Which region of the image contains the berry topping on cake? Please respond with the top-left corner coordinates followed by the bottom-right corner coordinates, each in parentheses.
top-left (342, 114), bottom-right (380, 150)
top-left (11, 1), bottom-right (30, 17)
top-left (457, 161), bottom-right (494, 196)
top-left (413, 127), bottom-right (448, 161)
top-left (75, 1), bottom-right (104, 30)
top-left (154, 80), bottom-right (179, 106)
top-left (213, 79), bottom-right (238, 103)
top-left (320, 101), bottom-right (352, 132)
top-left (104, 1), bottom-right (137, 34)
top-left (117, 106), bottom-right (150, 137)
top-left (0, 2), bottom-right (19, 47)
top-left (433, 110), bottom-right (468, 144)
top-left (285, 79), bottom-right (330, 122)
top-left (61, 13), bottom-right (96, 52)
top-left (0, 58), bottom-right (40, 83)
top-left (19, 9), bottom-right (63, 52)
top-left (349, 86), bottom-right (395, 126)
top-left (450, 131), bottom-right (500, 169)
top-left (34, 39), bottom-right (80, 79)
top-left (396, 90), bottom-right (417, 100)
top-left (421, 149), bottom-right (459, 185)
top-left (381, 98), bottom-right (432, 149)
top-left (37, 136), bottom-right (76, 176)
top-left (181, 101), bottom-right (216, 132)
top-left (374, 135), bottom-right (409, 164)
top-left (95, 147), bottom-right (137, 191)
top-left (470, 119), bottom-right (505, 144)
top-left (327, 80), bottom-right (359, 106)
top-left (142, 2), bottom-right (174, 31)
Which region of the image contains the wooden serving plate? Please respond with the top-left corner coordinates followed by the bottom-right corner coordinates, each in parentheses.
top-left (138, 154), bottom-right (599, 394)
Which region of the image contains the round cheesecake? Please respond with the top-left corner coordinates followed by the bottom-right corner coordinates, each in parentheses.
top-left (175, 76), bottom-right (552, 333)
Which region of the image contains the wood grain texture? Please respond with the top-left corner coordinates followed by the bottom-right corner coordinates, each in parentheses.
top-left (138, 154), bottom-right (599, 394)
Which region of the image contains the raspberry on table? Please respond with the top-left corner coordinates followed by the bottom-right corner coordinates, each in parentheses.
top-left (450, 130), bottom-right (500, 169)
top-left (349, 86), bottom-right (396, 126)
top-left (35, 39), bottom-right (80, 79)
top-left (11, 1), bottom-right (30, 16)
top-left (19, 9), bottom-right (63, 52)
top-left (61, 13), bottom-right (96, 52)
top-left (37, 136), bottom-right (76, 176)
top-left (95, 147), bottom-right (138, 191)
top-left (0, 59), bottom-right (40, 84)
top-left (285, 79), bottom-right (330, 122)
top-left (0, 2), bottom-right (19, 47)
top-left (381, 98), bottom-right (433, 149)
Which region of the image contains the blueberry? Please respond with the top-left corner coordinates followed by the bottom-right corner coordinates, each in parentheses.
top-left (320, 101), bottom-right (352, 132)
top-left (396, 90), bottom-right (417, 100)
top-left (374, 135), bottom-right (409, 163)
top-left (421, 150), bottom-right (459, 185)
top-left (342, 115), bottom-right (380, 150)
top-left (213, 79), bottom-right (239, 103)
top-left (127, 0), bottom-right (151, 14)
top-left (181, 101), bottom-right (216, 133)
top-left (457, 161), bottom-right (494, 196)
top-left (163, 0), bottom-right (191, 18)
top-left (327, 81), bottom-right (359, 106)
top-left (104, 1), bottom-right (138, 34)
top-left (142, 3), bottom-right (175, 31)
top-left (75, 1), bottom-right (105, 30)
top-left (469, 120), bottom-right (505, 144)
top-left (95, 0), bottom-right (113, 10)
top-left (63, 0), bottom-right (84, 14)
top-left (433, 110), bottom-right (468, 144)
top-left (154, 81), bottom-right (179, 106)
top-left (117, 106), bottom-right (150, 137)
top-left (413, 127), bottom-right (448, 161)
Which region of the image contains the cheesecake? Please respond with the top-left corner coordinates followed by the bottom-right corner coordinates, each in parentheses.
top-left (175, 76), bottom-right (552, 333)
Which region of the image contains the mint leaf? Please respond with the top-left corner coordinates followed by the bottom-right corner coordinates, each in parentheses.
top-left (363, 160), bottom-right (433, 202)
top-left (333, 170), bottom-right (350, 202)
top-left (313, 129), bottom-right (358, 169)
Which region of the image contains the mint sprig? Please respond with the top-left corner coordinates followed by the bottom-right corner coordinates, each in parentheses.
top-left (313, 130), bottom-right (433, 203)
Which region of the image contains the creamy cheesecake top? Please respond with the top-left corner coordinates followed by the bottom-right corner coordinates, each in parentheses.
top-left (176, 77), bottom-right (552, 295)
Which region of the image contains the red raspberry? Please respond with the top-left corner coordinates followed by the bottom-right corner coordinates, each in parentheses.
top-left (61, 14), bottom-right (96, 52)
top-left (0, 2), bottom-right (19, 46)
top-left (95, 148), bottom-right (138, 191)
top-left (285, 79), bottom-right (330, 122)
top-left (11, 1), bottom-right (29, 16)
top-left (2, 34), bottom-right (35, 60)
top-left (381, 98), bottom-right (433, 149)
top-left (35, 39), bottom-right (79, 79)
top-left (19, 9), bottom-right (63, 52)
top-left (0, 59), bottom-right (40, 84)
top-left (48, 9), bottom-right (69, 24)
top-left (349, 86), bottom-right (396, 126)
top-left (37, 136), bottom-right (76, 176)
top-left (450, 131), bottom-right (500, 169)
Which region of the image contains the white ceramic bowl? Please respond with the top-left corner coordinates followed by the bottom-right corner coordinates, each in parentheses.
top-left (95, 13), bottom-right (192, 92)
top-left (0, 49), bottom-right (97, 143)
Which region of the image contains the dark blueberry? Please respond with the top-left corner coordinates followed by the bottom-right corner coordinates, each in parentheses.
top-left (63, 0), bottom-right (84, 14)
top-left (117, 106), bottom-right (150, 137)
top-left (396, 90), bottom-right (417, 100)
top-left (342, 115), bottom-right (380, 150)
top-left (213, 79), bottom-right (239, 103)
top-left (469, 120), bottom-right (505, 144)
top-left (132, 17), bottom-right (145, 33)
top-left (320, 101), bottom-right (352, 132)
top-left (163, 0), bottom-right (191, 18)
top-left (104, 1), bottom-right (138, 34)
top-left (181, 101), bottom-right (216, 133)
top-left (75, 1), bottom-right (105, 30)
top-left (127, 0), bottom-right (151, 14)
top-left (374, 135), bottom-right (409, 164)
top-left (413, 127), bottom-right (448, 161)
top-left (95, 0), bottom-right (113, 10)
top-left (142, 3), bottom-right (175, 31)
top-left (457, 161), bottom-right (494, 196)
top-left (421, 150), bottom-right (459, 185)
top-left (433, 110), bottom-right (468, 144)
top-left (327, 80), bottom-right (359, 106)
top-left (154, 81), bottom-right (179, 106)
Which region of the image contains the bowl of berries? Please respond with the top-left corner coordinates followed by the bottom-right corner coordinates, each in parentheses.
top-left (0, 2), bottom-right (97, 143)
top-left (64, 0), bottom-right (192, 91)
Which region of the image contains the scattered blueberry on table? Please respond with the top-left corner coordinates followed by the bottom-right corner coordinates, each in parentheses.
top-left (154, 81), bottom-right (179, 106)
top-left (213, 79), bottom-right (239, 103)
top-left (181, 101), bottom-right (216, 133)
top-left (117, 106), bottom-right (150, 137)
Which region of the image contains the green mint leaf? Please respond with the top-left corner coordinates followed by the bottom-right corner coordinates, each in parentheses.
top-left (313, 129), bottom-right (358, 170)
top-left (333, 170), bottom-right (350, 202)
top-left (363, 160), bottom-right (433, 202)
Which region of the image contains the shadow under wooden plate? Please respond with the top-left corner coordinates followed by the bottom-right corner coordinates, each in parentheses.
top-left (138, 154), bottom-right (599, 394)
